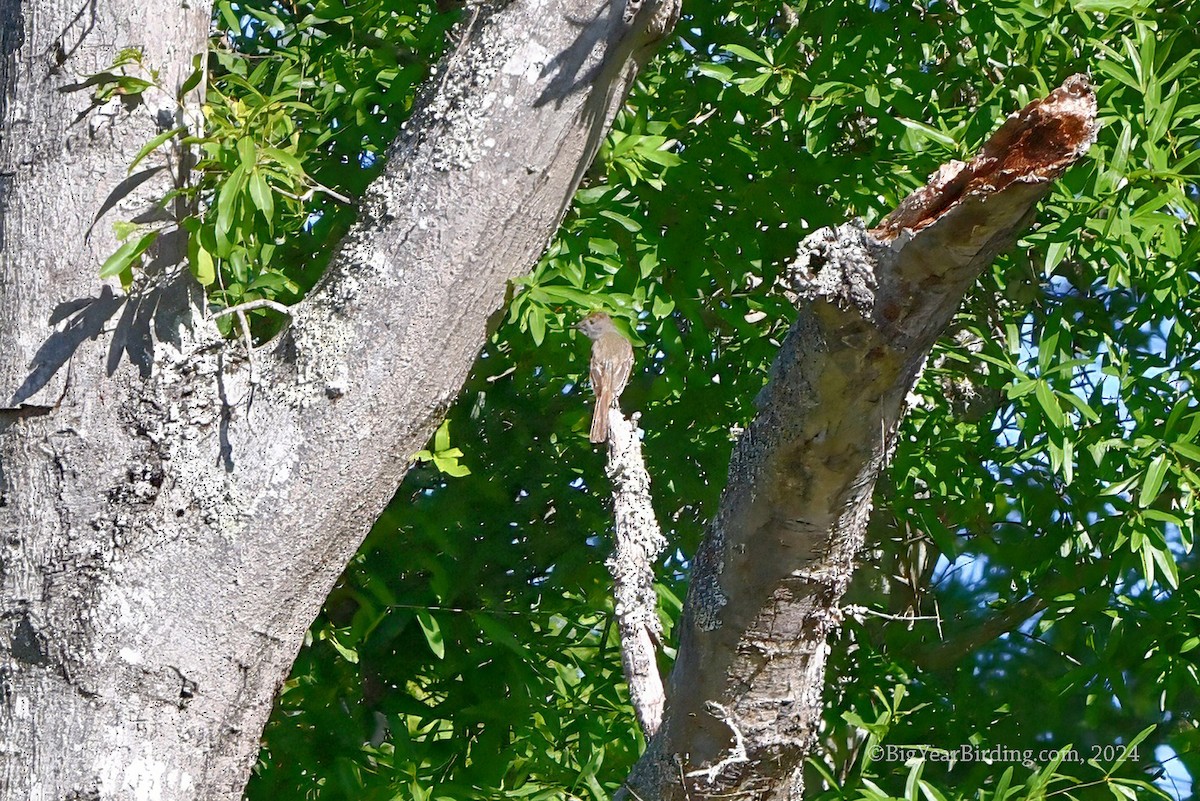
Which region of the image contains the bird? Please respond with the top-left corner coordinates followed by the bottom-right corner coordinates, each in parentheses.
top-left (576, 311), bottom-right (634, 444)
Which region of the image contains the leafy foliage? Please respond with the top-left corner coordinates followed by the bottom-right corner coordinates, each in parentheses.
top-left (138, 0), bottom-right (1200, 798)
top-left (87, 0), bottom-right (456, 336)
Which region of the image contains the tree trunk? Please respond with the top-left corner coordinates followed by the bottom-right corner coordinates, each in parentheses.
top-left (0, 0), bottom-right (677, 796)
top-left (620, 76), bottom-right (1098, 801)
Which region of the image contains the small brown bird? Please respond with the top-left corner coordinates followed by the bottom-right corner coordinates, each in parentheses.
top-left (576, 311), bottom-right (634, 444)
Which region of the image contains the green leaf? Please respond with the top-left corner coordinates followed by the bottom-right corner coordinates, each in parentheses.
top-left (192, 246), bottom-right (216, 286)
top-left (895, 117), bottom-right (958, 148)
top-left (994, 767), bottom-right (1014, 800)
top-left (325, 633), bottom-right (359, 664)
top-left (473, 613), bottom-right (531, 659)
top-left (722, 44), bottom-right (771, 66)
top-left (1035, 381), bottom-right (1066, 430)
top-left (432, 454), bottom-right (470, 477)
top-left (434, 420), bottom-right (450, 452)
top-left (415, 609), bottom-right (445, 659)
top-left (99, 230), bottom-right (160, 278)
top-left (905, 759), bottom-right (924, 801)
top-left (237, 137), bottom-right (257, 169)
top-left (697, 63), bottom-right (734, 82)
top-left (178, 61), bottom-right (203, 97)
top-left (599, 209), bottom-right (641, 232)
top-left (1171, 441), bottom-right (1200, 462)
top-left (1151, 546), bottom-right (1180, 589)
top-left (738, 71), bottom-right (773, 96)
top-left (215, 163), bottom-right (247, 243)
top-left (1072, 0), bottom-right (1147, 13)
top-left (1138, 453), bottom-right (1168, 507)
top-left (528, 304), bottom-right (547, 346)
top-left (262, 146), bottom-right (306, 176)
top-left (218, 1), bottom-right (242, 33)
top-left (248, 169), bottom-right (275, 223)
top-left (128, 126), bottom-right (186, 174)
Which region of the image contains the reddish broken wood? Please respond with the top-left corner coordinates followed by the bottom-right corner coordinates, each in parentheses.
top-left (875, 74), bottom-right (1098, 240)
top-left (619, 76), bottom-right (1097, 801)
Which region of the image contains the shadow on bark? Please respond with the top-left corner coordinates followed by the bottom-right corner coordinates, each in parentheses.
top-left (8, 263), bottom-right (192, 405)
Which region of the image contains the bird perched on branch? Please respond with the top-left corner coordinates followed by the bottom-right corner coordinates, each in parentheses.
top-left (576, 311), bottom-right (634, 444)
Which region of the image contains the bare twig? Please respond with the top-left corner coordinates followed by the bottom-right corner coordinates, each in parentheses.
top-left (684, 702), bottom-right (749, 784)
top-left (234, 307), bottom-right (257, 385)
top-left (841, 604), bottom-right (942, 625)
top-left (210, 298), bottom-right (293, 320)
top-left (211, 299), bottom-right (294, 388)
top-left (275, 183), bottom-right (352, 205)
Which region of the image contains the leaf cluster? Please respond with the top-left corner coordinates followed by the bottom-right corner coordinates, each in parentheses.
top-left (87, 0), bottom-right (455, 337)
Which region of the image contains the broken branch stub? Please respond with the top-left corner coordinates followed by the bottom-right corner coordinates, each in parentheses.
top-left (620, 76), bottom-right (1097, 801)
top-left (874, 74), bottom-right (1099, 241)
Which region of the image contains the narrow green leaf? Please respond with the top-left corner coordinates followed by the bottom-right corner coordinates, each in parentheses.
top-left (1035, 382), bottom-right (1066, 430)
top-left (994, 766), bottom-right (1014, 800)
top-left (415, 609), bottom-right (445, 659)
top-left (216, 163), bottom-right (247, 241)
top-left (219, 1), bottom-right (242, 33)
top-left (1151, 546), bottom-right (1180, 589)
top-left (895, 117), bottom-right (957, 148)
top-left (1060, 391), bottom-right (1101, 422)
top-left (248, 169), bottom-right (274, 223)
top-left (99, 230), bottom-right (160, 278)
top-left (1138, 453), bottom-right (1168, 507)
top-left (722, 43), bottom-right (771, 66)
top-left (918, 780), bottom-right (948, 801)
top-left (905, 759), bottom-right (924, 801)
top-left (128, 126), bottom-right (186, 174)
top-left (599, 209), bottom-right (641, 232)
top-left (1171, 441), bottom-right (1200, 462)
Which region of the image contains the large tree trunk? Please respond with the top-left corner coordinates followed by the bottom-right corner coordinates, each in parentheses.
top-left (620, 76), bottom-right (1098, 801)
top-left (0, 0), bottom-right (676, 796)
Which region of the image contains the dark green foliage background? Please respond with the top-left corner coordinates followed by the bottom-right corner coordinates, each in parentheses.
top-left (167, 0), bottom-right (1200, 797)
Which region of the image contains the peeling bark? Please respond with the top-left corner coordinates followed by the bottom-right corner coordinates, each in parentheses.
top-left (620, 76), bottom-right (1098, 801)
top-left (0, 0), bottom-right (678, 797)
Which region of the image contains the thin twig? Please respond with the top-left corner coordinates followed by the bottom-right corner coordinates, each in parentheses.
top-left (210, 298), bottom-right (293, 319)
top-left (211, 299), bottom-right (293, 399)
top-left (234, 307), bottom-right (257, 385)
top-left (276, 182), bottom-right (352, 204)
top-left (684, 702), bottom-right (749, 784)
top-left (842, 604), bottom-right (942, 624)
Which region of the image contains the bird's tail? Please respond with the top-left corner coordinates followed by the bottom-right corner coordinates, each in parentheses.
top-left (590, 390), bottom-right (612, 443)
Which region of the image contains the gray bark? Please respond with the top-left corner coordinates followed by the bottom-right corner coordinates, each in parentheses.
top-left (620, 76), bottom-right (1099, 801)
top-left (603, 409), bottom-right (668, 738)
top-left (0, 0), bottom-right (677, 796)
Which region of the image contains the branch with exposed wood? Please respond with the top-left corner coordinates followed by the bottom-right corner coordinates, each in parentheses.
top-left (619, 75), bottom-right (1099, 801)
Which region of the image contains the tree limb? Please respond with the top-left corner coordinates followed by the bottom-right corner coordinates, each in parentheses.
top-left (620, 75), bottom-right (1098, 801)
top-left (604, 409), bottom-right (668, 738)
